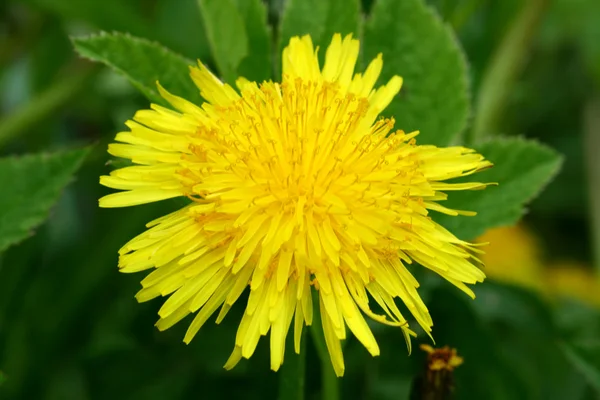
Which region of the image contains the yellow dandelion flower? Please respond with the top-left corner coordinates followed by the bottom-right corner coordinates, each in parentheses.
top-left (99, 34), bottom-right (491, 376)
top-left (546, 262), bottom-right (600, 307)
top-left (477, 224), bottom-right (545, 291)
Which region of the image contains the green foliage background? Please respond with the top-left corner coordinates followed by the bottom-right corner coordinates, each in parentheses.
top-left (0, 0), bottom-right (599, 398)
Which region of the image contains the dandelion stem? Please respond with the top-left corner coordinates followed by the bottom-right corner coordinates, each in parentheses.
top-left (0, 66), bottom-right (97, 149)
top-left (449, 0), bottom-right (488, 32)
top-left (584, 97), bottom-right (600, 271)
top-left (278, 331), bottom-right (306, 400)
top-left (470, 0), bottom-right (547, 143)
top-left (310, 290), bottom-right (340, 400)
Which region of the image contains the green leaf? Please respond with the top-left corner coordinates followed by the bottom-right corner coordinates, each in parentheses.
top-left (72, 32), bottom-right (202, 107)
top-left (198, 0), bottom-right (249, 83)
top-left (278, 0), bottom-right (361, 70)
top-left (154, 0), bottom-right (212, 61)
top-left (554, 299), bottom-right (600, 342)
top-left (551, 0), bottom-right (600, 84)
top-left (363, 0), bottom-right (470, 146)
top-left (232, 0), bottom-right (272, 82)
top-left (426, 286), bottom-right (528, 400)
top-left (483, 321), bottom-right (589, 400)
top-left (434, 137), bottom-right (563, 240)
top-left (561, 340), bottom-right (600, 393)
top-left (471, 282), bottom-right (554, 335)
top-left (0, 148), bottom-right (90, 253)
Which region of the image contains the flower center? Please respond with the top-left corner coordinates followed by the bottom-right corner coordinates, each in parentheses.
top-left (181, 77), bottom-right (419, 231)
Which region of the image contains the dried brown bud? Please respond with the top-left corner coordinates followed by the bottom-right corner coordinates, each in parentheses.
top-left (415, 344), bottom-right (463, 400)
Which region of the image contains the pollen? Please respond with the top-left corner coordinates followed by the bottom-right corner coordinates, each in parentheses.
top-left (99, 33), bottom-right (491, 377)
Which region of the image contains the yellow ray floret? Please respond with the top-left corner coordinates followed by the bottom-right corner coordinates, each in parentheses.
top-left (99, 33), bottom-right (491, 377)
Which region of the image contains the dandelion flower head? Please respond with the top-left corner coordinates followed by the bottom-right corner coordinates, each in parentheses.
top-left (100, 34), bottom-right (491, 376)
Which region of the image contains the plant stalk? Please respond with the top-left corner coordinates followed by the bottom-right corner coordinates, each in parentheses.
top-left (310, 290), bottom-right (340, 400)
top-left (584, 97), bottom-right (600, 272)
top-left (470, 0), bottom-right (547, 144)
top-left (0, 66), bottom-right (97, 149)
top-left (278, 330), bottom-right (307, 400)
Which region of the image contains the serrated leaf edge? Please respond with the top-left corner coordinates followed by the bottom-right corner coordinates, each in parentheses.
top-left (70, 31), bottom-right (195, 105)
top-left (0, 147), bottom-right (91, 253)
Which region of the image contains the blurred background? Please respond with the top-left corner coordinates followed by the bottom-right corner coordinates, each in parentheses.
top-left (1, 0), bottom-right (600, 398)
